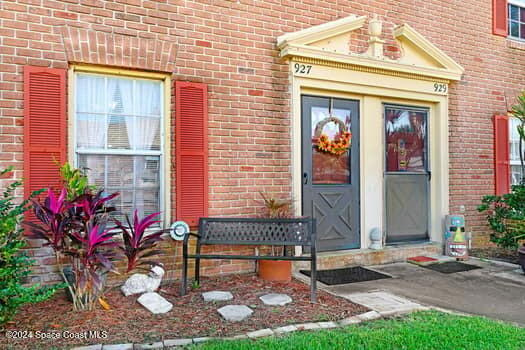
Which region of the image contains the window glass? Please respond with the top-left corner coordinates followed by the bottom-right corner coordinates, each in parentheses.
top-left (310, 99), bottom-right (352, 184)
top-left (75, 73), bottom-right (163, 221)
top-left (510, 4), bottom-right (520, 20)
top-left (509, 4), bottom-right (525, 39)
top-left (385, 107), bottom-right (428, 173)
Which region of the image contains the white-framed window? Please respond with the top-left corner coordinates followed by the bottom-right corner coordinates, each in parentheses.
top-left (74, 72), bottom-right (165, 223)
top-left (509, 117), bottom-right (524, 185)
top-left (509, 0), bottom-right (525, 40)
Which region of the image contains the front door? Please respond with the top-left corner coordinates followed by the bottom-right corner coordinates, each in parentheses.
top-left (384, 104), bottom-right (430, 243)
top-left (302, 95), bottom-right (360, 251)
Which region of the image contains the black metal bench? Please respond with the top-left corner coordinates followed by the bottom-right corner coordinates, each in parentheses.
top-left (180, 217), bottom-right (318, 302)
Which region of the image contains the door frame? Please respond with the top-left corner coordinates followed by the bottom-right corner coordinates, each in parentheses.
top-left (290, 74), bottom-right (450, 256)
top-left (301, 94), bottom-right (361, 251)
top-left (383, 103), bottom-right (431, 245)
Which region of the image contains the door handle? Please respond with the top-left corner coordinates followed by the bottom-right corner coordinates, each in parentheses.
top-left (303, 172), bottom-right (308, 185)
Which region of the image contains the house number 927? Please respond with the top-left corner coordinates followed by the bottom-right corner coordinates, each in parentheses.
top-left (434, 83), bottom-right (447, 93)
top-left (294, 63), bottom-right (312, 74)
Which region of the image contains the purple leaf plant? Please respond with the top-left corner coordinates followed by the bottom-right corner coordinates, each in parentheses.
top-left (26, 176), bottom-right (165, 311)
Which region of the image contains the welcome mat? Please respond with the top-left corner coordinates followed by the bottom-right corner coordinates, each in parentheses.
top-left (300, 266), bottom-right (391, 285)
top-left (422, 261), bottom-right (482, 274)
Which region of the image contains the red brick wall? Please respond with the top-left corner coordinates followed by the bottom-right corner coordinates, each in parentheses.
top-left (1, 0), bottom-right (524, 283)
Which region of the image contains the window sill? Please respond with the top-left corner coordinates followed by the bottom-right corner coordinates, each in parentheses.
top-left (506, 37), bottom-right (525, 51)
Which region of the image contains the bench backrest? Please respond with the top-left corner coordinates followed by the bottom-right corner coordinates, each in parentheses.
top-left (199, 217), bottom-right (316, 246)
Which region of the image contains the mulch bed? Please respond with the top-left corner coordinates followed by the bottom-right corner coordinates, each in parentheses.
top-left (470, 247), bottom-right (520, 265)
top-left (1, 274), bottom-right (368, 349)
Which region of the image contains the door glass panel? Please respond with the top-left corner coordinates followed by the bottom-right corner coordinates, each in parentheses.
top-left (385, 106), bottom-right (427, 172)
top-left (311, 101), bottom-right (352, 184)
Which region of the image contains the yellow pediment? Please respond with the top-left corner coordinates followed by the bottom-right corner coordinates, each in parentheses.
top-left (277, 16), bottom-right (464, 82)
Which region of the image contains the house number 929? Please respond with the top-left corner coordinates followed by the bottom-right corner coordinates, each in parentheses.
top-left (434, 83), bottom-right (447, 93)
top-left (294, 63), bottom-right (312, 74)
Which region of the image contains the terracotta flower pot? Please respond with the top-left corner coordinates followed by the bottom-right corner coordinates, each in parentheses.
top-left (258, 260), bottom-right (292, 282)
top-left (518, 245), bottom-right (525, 274)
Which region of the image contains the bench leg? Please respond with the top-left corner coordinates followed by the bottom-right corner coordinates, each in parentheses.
top-left (195, 241), bottom-right (201, 285)
top-left (180, 241), bottom-right (188, 296)
top-left (310, 248), bottom-right (317, 303)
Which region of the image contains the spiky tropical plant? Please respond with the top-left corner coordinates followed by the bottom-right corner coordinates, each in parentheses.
top-left (28, 188), bottom-right (120, 310)
top-left (27, 162), bottom-right (166, 311)
top-left (115, 210), bottom-right (164, 273)
top-left (259, 192), bottom-right (293, 219)
top-left (59, 162), bottom-right (96, 201)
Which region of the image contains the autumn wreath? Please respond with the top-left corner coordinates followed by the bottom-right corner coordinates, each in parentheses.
top-left (314, 116), bottom-right (352, 156)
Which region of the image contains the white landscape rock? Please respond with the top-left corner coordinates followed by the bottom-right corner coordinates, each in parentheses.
top-left (259, 293), bottom-right (292, 306)
top-left (137, 292), bottom-right (173, 314)
top-left (121, 266), bottom-right (165, 296)
top-left (217, 305), bottom-right (253, 322)
top-left (202, 291), bottom-right (234, 302)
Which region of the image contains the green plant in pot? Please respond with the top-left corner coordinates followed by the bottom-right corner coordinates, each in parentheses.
top-left (257, 193), bottom-right (295, 282)
top-left (478, 91), bottom-right (525, 273)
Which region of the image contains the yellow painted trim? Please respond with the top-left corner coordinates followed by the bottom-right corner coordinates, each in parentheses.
top-left (162, 75), bottom-right (172, 227)
top-left (292, 55), bottom-right (451, 84)
top-left (68, 65), bottom-right (172, 226)
top-left (393, 24), bottom-right (465, 74)
top-left (71, 64), bottom-right (170, 80)
top-left (277, 15), bottom-right (367, 48)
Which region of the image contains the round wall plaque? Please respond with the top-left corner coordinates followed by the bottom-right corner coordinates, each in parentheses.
top-left (170, 221), bottom-right (190, 241)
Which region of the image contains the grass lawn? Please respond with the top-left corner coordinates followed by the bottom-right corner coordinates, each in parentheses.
top-left (190, 311), bottom-right (525, 350)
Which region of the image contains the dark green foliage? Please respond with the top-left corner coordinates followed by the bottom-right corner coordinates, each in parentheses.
top-left (0, 167), bottom-right (62, 324)
top-left (478, 184), bottom-right (525, 249)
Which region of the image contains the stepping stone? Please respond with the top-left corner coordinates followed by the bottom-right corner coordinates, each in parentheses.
top-left (259, 293), bottom-right (292, 306)
top-left (202, 291), bottom-right (233, 302)
top-left (137, 292), bottom-right (173, 314)
top-left (344, 292), bottom-right (422, 316)
top-left (217, 305), bottom-right (253, 322)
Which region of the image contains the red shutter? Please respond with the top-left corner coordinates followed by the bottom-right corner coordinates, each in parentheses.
top-left (494, 114), bottom-right (510, 195)
top-left (175, 81), bottom-right (208, 227)
top-left (24, 66), bottom-right (67, 203)
top-left (493, 0), bottom-right (508, 36)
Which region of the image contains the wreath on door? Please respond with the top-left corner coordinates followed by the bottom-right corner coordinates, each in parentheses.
top-left (314, 116), bottom-right (352, 156)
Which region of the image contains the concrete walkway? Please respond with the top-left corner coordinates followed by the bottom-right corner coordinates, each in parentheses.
top-left (315, 259), bottom-right (525, 325)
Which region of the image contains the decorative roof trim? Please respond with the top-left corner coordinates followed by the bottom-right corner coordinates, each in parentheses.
top-left (291, 56), bottom-right (450, 84)
top-left (393, 23), bottom-right (465, 75)
top-left (281, 44), bottom-right (460, 82)
top-left (278, 16), bottom-right (464, 82)
top-left (277, 15), bottom-right (367, 49)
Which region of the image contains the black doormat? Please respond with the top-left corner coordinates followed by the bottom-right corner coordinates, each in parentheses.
top-left (300, 266), bottom-right (391, 285)
top-left (422, 261), bottom-right (482, 274)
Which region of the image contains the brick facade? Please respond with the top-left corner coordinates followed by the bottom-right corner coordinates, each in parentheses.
top-left (1, 0), bottom-right (524, 283)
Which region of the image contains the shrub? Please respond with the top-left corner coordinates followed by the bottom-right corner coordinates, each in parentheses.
top-left (478, 184), bottom-right (525, 249)
top-left (0, 167), bottom-right (62, 324)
